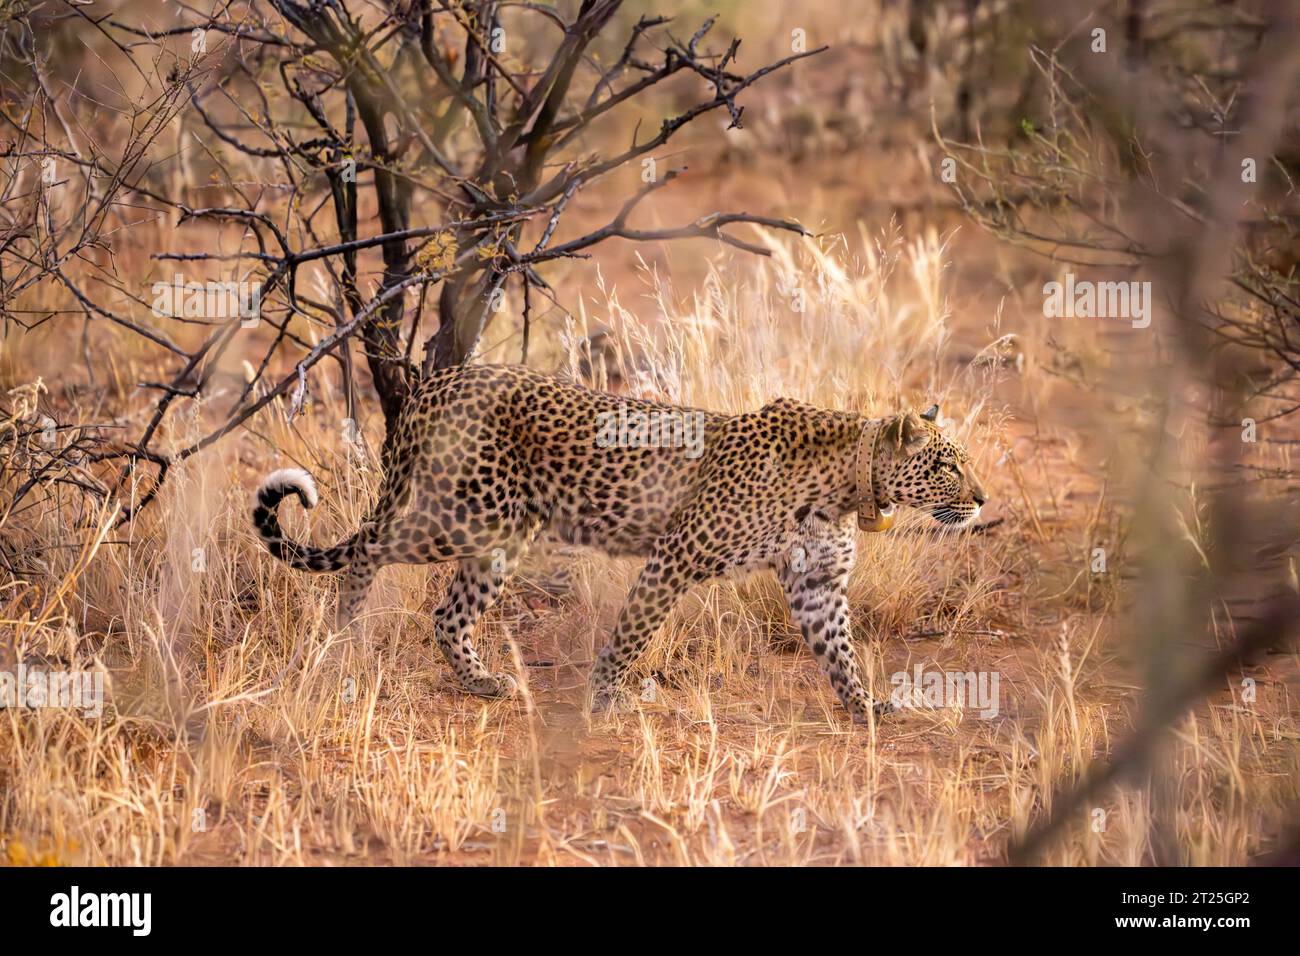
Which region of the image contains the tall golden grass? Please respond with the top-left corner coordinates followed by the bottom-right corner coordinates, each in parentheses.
top-left (1, 222), bottom-right (1296, 866)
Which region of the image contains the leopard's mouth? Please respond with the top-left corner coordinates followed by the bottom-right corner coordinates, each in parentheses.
top-left (929, 504), bottom-right (980, 528)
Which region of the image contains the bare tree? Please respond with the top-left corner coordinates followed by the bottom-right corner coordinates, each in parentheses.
top-left (0, 1), bottom-right (821, 523)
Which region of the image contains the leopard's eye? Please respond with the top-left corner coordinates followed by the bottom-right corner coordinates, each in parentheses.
top-left (943, 461), bottom-right (961, 475)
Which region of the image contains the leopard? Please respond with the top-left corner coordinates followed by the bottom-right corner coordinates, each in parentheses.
top-left (252, 363), bottom-right (987, 722)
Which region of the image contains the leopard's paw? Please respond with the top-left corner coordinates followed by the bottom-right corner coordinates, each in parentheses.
top-left (589, 686), bottom-right (635, 716)
top-left (463, 672), bottom-right (518, 700)
top-left (850, 698), bottom-right (895, 725)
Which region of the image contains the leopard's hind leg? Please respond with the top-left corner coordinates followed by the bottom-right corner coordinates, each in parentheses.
top-left (431, 543), bottom-right (532, 699)
top-left (335, 552), bottom-right (380, 633)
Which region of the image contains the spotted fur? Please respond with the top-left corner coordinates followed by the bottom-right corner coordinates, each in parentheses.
top-left (252, 365), bottom-right (987, 721)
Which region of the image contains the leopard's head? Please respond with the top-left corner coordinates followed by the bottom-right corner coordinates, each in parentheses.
top-left (878, 406), bottom-right (987, 528)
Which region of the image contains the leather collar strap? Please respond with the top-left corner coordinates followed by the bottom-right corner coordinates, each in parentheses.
top-left (855, 420), bottom-right (895, 533)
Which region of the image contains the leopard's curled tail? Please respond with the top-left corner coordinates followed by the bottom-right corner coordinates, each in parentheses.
top-left (252, 468), bottom-right (359, 572)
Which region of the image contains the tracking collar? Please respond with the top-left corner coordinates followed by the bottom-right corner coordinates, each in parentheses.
top-left (854, 420), bottom-right (895, 533)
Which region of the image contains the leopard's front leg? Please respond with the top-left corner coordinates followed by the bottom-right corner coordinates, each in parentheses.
top-left (588, 549), bottom-right (706, 713)
top-left (778, 524), bottom-right (889, 723)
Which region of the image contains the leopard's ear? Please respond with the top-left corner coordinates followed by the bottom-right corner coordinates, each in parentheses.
top-left (885, 411), bottom-right (932, 457)
top-left (921, 404), bottom-right (939, 422)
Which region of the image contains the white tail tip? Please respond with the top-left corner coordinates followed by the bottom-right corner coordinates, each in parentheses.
top-left (260, 467), bottom-right (318, 508)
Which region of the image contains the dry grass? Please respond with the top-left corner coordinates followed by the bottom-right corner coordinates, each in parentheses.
top-left (3, 221), bottom-right (1297, 867)
top-left (3, 0), bottom-right (1298, 867)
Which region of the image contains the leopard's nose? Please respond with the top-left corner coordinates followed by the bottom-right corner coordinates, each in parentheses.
top-left (972, 490), bottom-right (986, 506)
